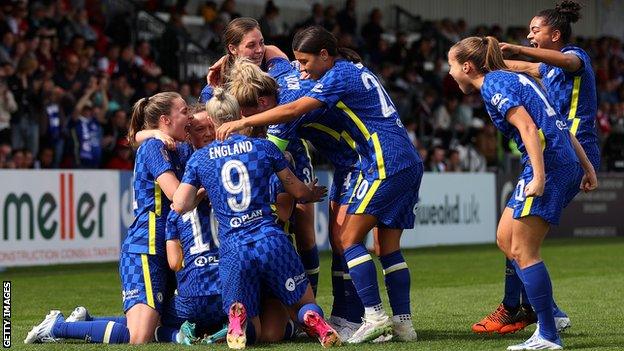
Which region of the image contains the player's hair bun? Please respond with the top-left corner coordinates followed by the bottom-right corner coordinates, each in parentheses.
top-left (212, 87), bottom-right (227, 101)
top-left (556, 0), bottom-right (581, 23)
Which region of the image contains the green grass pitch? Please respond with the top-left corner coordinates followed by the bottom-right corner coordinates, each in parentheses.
top-left (5, 237), bottom-right (624, 350)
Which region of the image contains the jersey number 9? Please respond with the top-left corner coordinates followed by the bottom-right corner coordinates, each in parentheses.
top-left (221, 159), bottom-right (252, 212)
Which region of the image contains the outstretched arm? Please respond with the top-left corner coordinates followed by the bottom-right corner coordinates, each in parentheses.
top-left (500, 42), bottom-right (582, 72)
top-left (216, 97), bottom-right (324, 140)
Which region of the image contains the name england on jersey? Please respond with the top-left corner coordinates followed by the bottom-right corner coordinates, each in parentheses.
top-left (209, 140), bottom-right (254, 159)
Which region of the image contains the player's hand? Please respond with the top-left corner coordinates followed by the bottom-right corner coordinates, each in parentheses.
top-left (524, 177), bottom-right (544, 197)
top-left (154, 130), bottom-right (176, 150)
top-left (499, 42), bottom-right (521, 55)
top-left (207, 55), bottom-right (227, 86)
top-left (580, 169), bottom-right (598, 192)
top-left (216, 120), bottom-right (245, 141)
top-left (307, 178), bottom-right (328, 203)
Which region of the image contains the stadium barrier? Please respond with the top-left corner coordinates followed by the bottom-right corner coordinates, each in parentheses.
top-left (497, 172), bottom-right (624, 237)
top-left (1, 170), bottom-right (121, 267)
top-left (2, 170), bottom-right (496, 267)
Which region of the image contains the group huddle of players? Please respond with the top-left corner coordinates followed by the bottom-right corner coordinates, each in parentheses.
top-left (24, 2), bottom-right (599, 350)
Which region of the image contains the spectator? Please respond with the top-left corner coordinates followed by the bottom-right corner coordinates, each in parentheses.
top-left (0, 142), bottom-right (11, 168)
top-left (426, 145), bottom-right (447, 172)
top-left (0, 78), bottom-right (17, 143)
top-left (199, 1), bottom-right (218, 23)
top-left (9, 56), bottom-right (39, 155)
top-left (34, 145), bottom-right (55, 169)
top-left (219, 0), bottom-right (241, 24)
top-left (361, 8), bottom-right (383, 53)
top-left (337, 0), bottom-right (357, 35)
top-left (446, 149), bottom-right (462, 172)
top-left (105, 139), bottom-right (133, 170)
top-left (299, 3), bottom-right (324, 29)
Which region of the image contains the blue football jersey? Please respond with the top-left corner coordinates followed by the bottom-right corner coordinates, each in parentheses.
top-left (199, 84), bottom-right (214, 104)
top-left (166, 201), bottom-right (220, 297)
top-left (266, 58), bottom-right (318, 149)
top-left (181, 134), bottom-right (290, 254)
top-left (298, 110), bottom-right (360, 173)
top-left (123, 139), bottom-right (193, 256)
top-left (481, 70), bottom-right (577, 169)
top-left (305, 59), bottom-right (421, 179)
top-left (539, 46), bottom-right (599, 158)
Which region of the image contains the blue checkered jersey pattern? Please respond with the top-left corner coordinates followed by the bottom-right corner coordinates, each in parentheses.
top-left (124, 139), bottom-right (193, 256)
top-left (166, 201), bottom-right (220, 297)
top-left (199, 84), bottom-right (214, 103)
top-left (539, 46), bottom-right (599, 159)
top-left (481, 71), bottom-right (577, 169)
top-left (305, 60), bottom-right (420, 179)
top-left (182, 134), bottom-right (290, 254)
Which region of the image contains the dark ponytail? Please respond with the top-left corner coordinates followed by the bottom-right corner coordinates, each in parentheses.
top-left (536, 0), bottom-right (582, 43)
top-left (293, 26), bottom-right (361, 63)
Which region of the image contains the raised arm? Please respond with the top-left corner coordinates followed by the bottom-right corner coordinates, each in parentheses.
top-left (500, 42), bottom-right (581, 72)
top-left (134, 129), bottom-right (176, 150)
top-left (216, 97), bottom-right (324, 140)
top-left (506, 106), bottom-right (545, 197)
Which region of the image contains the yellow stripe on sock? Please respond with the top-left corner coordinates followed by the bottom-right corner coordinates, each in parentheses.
top-left (102, 321), bottom-right (115, 344)
top-left (383, 262), bottom-right (409, 275)
top-left (347, 254), bottom-right (372, 269)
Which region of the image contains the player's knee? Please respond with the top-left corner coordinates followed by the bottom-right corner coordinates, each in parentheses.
top-left (128, 329), bottom-right (154, 344)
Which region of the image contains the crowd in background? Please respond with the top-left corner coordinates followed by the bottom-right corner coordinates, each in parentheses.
top-left (1, 0), bottom-right (623, 172)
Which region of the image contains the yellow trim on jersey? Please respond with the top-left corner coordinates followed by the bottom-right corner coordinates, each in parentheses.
top-left (141, 254), bottom-right (155, 308)
top-left (337, 101), bottom-right (370, 139)
top-left (303, 123), bottom-right (341, 140)
top-left (521, 197), bottom-right (534, 217)
top-left (537, 128), bottom-right (546, 151)
top-left (371, 134), bottom-right (386, 179)
top-left (102, 321), bottom-right (115, 344)
top-left (570, 118), bottom-right (581, 136)
top-left (154, 181), bottom-right (161, 216)
top-left (340, 131), bottom-right (357, 150)
top-left (568, 76), bottom-right (581, 135)
top-left (336, 101), bottom-right (386, 179)
top-left (356, 179), bottom-right (382, 214)
top-left (383, 262), bottom-right (409, 275)
top-left (267, 134), bottom-right (289, 152)
top-left (148, 211), bottom-right (156, 255)
top-left (302, 122), bottom-right (358, 151)
top-left (347, 254), bottom-right (372, 269)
